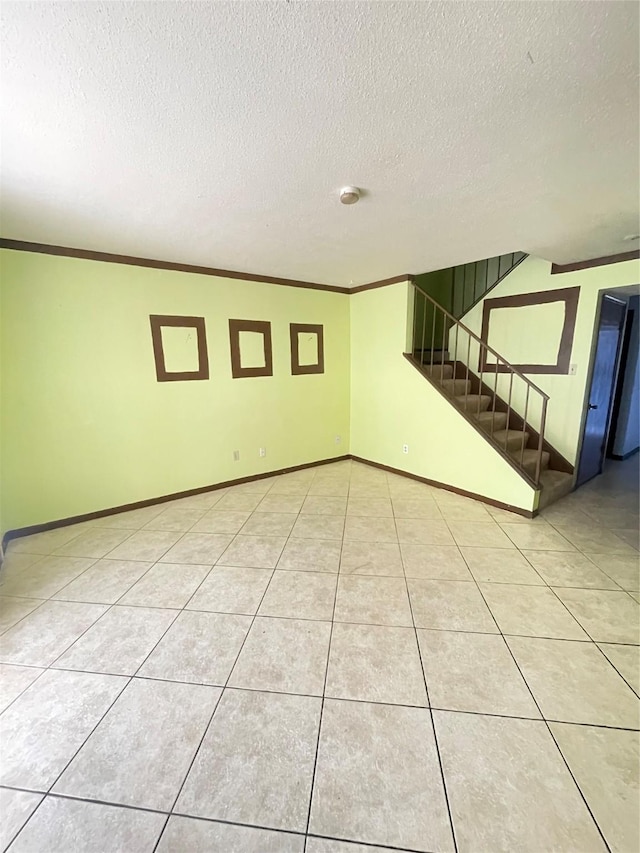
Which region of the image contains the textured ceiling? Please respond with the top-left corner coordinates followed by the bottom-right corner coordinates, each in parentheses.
top-left (1, 1), bottom-right (638, 286)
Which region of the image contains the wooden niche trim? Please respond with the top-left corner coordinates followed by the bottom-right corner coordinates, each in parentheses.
top-left (149, 314), bottom-right (209, 382)
top-left (229, 319), bottom-right (273, 378)
top-left (479, 286), bottom-right (580, 375)
top-left (290, 323), bottom-right (325, 375)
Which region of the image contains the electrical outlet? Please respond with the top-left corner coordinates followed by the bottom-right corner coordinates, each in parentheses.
top-left (233, 450), bottom-right (240, 461)
top-left (335, 435), bottom-right (341, 444)
top-left (569, 364), bottom-right (577, 375)
top-left (402, 444), bottom-right (409, 454)
top-left (259, 447), bottom-right (267, 458)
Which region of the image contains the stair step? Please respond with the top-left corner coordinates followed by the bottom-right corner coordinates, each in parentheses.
top-left (454, 394), bottom-right (492, 413)
top-left (492, 429), bottom-right (530, 452)
top-left (510, 448), bottom-right (550, 478)
top-left (472, 410), bottom-right (509, 432)
top-left (537, 470), bottom-right (574, 509)
top-left (420, 363), bottom-right (454, 381)
top-left (438, 378), bottom-right (471, 396)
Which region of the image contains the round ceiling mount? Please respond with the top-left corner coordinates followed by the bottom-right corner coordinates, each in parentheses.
top-left (340, 186), bottom-right (361, 205)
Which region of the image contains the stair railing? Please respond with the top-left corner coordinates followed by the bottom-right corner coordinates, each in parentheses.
top-left (410, 280), bottom-right (549, 486)
top-left (451, 251), bottom-right (527, 319)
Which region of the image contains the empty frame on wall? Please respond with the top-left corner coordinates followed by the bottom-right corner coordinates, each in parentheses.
top-left (229, 319), bottom-right (273, 378)
top-left (149, 314), bottom-right (209, 381)
top-left (290, 323), bottom-right (325, 375)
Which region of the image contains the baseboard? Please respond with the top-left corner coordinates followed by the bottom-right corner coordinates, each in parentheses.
top-left (610, 447), bottom-right (640, 461)
top-left (350, 455), bottom-right (535, 517)
top-left (1, 455), bottom-right (351, 549)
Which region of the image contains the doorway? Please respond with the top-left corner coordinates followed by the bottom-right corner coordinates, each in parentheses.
top-left (576, 294), bottom-right (627, 487)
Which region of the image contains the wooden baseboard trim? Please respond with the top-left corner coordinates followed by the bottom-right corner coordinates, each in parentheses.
top-left (609, 447), bottom-right (639, 461)
top-left (350, 455), bottom-right (535, 517)
top-left (1, 455), bottom-right (351, 549)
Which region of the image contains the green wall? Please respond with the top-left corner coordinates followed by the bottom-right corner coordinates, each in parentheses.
top-left (0, 250), bottom-right (350, 535)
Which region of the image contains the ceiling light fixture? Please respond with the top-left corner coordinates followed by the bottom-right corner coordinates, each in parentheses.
top-left (340, 186), bottom-right (361, 205)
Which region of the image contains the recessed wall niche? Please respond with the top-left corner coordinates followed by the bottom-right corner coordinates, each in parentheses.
top-left (229, 319), bottom-right (273, 378)
top-left (290, 323), bottom-right (325, 375)
top-left (149, 314), bottom-right (209, 382)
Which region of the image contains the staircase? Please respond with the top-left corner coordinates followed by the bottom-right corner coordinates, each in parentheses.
top-left (408, 281), bottom-right (574, 510)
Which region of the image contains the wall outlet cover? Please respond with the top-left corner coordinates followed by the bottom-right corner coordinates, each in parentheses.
top-left (335, 435), bottom-right (341, 444)
top-left (233, 450), bottom-right (240, 461)
top-left (402, 444), bottom-right (409, 454)
top-left (259, 447), bottom-right (267, 457)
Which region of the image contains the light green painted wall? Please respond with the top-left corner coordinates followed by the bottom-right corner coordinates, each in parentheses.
top-left (350, 281), bottom-right (536, 512)
top-left (458, 255), bottom-right (640, 465)
top-left (0, 249), bottom-right (350, 534)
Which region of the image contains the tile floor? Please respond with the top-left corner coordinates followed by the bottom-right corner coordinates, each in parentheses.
top-left (0, 457), bottom-right (638, 852)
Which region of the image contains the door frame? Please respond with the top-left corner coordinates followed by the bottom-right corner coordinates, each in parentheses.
top-left (575, 291), bottom-right (628, 487)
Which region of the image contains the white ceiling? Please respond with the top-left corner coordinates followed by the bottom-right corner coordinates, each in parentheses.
top-left (1, 1), bottom-right (638, 287)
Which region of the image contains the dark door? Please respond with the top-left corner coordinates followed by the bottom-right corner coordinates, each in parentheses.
top-left (576, 295), bottom-right (627, 486)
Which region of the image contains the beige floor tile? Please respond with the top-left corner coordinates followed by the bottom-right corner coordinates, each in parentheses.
top-left (418, 630), bottom-right (540, 717)
top-left (507, 636), bottom-right (640, 728)
top-left (438, 501), bottom-right (492, 521)
top-left (0, 668), bottom-right (127, 789)
top-left (310, 699), bottom-right (454, 852)
top-left (291, 515), bottom-right (346, 540)
top-left (553, 524), bottom-right (636, 555)
top-left (395, 518), bottom-right (454, 546)
top-left (0, 600), bottom-right (108, 666)
top-left (487, 506), bottom-right (536, 523)
top-left (54, 678), bottom-right (221, 810)
top-left (340, 541), bottom-right (403, 577)
top-left (307, 481), bottom-right (350, 496)
top-left (580, 505), bottom-right (640, 529)
top-left (52, 558), bottom-right (153, 604)
top-left (300, 496), bottom-right (347, 515)
top-left (269, 480), bottom-right (314, 496)
top-left (598, 643), bottom-right (640, 693)
top-left (553, 588), bottom-right (640, 644)
top-left (348, 482), bottom-right (390, 498)
top-left (306, 841), bottom-right (414, 853)
top-left (586, 553), bottom-right (640, 591)
top-left (434, 710), bottom-right (606, 853)
top-left (401, 544), bottom-right (471, 580)
top-left (7, 525), bottom-right (91, 556)
top-left (347, 497), bottom-right (393, 517)
top-left (186, 566), bottom-right (272, 614)
top-left (239, 511), bottom-right (298, 537)
top-left (611, 527), bottom-right (640, 550)
top-left (326, 623), bottom-right (427, 706)
top-left (107, 529), bottom-right (183, 562)
top-left (91, 505), bottom-right (165, 529)
top-left (0, 555), bottom-right (96, 599)
top-left (159, 532), bottom-right (234, 565)
top-left (176, 688), bottom-right (320, 831)
top-left (229, 616), bottom-right (331, 694)
top-left (334, 575), bottom-right (413, 627)
top-left (448, 521), bottom-right (516, 549)
top-left (0, 788), bottom-right (44, 852)
top-left (540, 505), bottom-right (598, 527)
top-left (139, 610), bottom-right (251, 685)
top-left (0, 663), bottom-right (45, 712)
top-left (500, 522), bottom-right (576, 551)
top-left (0, 551), bottom-right (43, 573)
top-left (480, 583), bottom-right (587, 639)
top-left (343, 516), bottom-right (397, 543)
top-left (550, 723), bottom-right (639, 853)
top-left (8, 797), bottom-right (165, 853)
top-left (461, 547), bottom-right (544, 584)
top-left (219, 534), bottom-right (287, 568)
top-left (278, 538), bottom-right (342, 573)
top-left (190, 509), bottom-right (251, 534)
top-left (408, 579), bottom-right (497, 633)
top-left (53, 527), bottom-right (134, 559)
top-left (391, 498), bottom-right (442, 519)
top-left (118, 562), bottom-right (211, 608)
top-left (522, 550), bottom-right (620, 589)
top-left (0, 596), bottom-right (43, 633)
top-left (259, 570), bottom-right (337, 620)
top-left (214, 492), bottom-right (263, 511)
top-left (53, 605), bottom-right (177, 675)
top-left (142, 507), bottom-right (206, 531)
top-left (156, 816), bottom-right (304, 853)
top-left (257, 494), bottom-right (305, 514)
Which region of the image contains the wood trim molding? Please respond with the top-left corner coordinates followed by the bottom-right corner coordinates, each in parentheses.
top-left (149, 314), bottom-right (209, 381)
top-left (479, 287), bottom-right (580, 374)
top-left (229, 319), bottom-right (273, 378)
top-left (290, 323), bottom-right (325, 375)
top-left (350, 455), bottom-right (535, 517)
top-left (551, 250), bottom-right (640, 274)
top-left (0, 238), bottom-right (351, 293)
top-left (1, 456), bottom-right (351, 550)
top-left (349, 274), bottom-right (411, 293)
